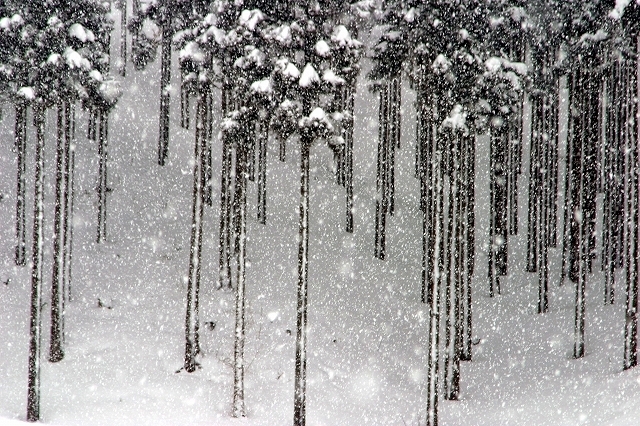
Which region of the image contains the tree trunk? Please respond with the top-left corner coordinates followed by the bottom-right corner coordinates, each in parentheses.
top-left (218, 88), bottom-right (233, 289)
top-left (65, 135), bottom-right (76, 303)
top-left (50, 103), bottom-right (68, 363)
top-left (294, 137), bottom-right (311, 426)
top-left (120, 0), bottom-right (127, 77)
top-left (232, 136), bottom-right (248, 418)
top-left (257, 119), bottom-right (267, 224)
top-left (345, 84), bottom-right (354, 233)
top-left (158, 23), bottom-right (171, 165)
top-left (444, 132), bottom-right (461, 400)
top-left (374, 85), bottom-right (389, 260)
top-left (27, 106), bottom-right (46, 423)
top-left (96, 110), bottom-right (108, 243)
top-left (184, 96), bottom-right (206, 373)
top-left (426, 131), bottom-right (444, 426)
top-left (461, 131), bottom-right (473, 361)
top-left (15, 101), bottom-right (27, 266)
top-left (623, 36), bottom-right (639, 369)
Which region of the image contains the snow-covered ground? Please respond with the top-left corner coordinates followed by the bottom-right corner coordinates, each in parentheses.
top-left (1, 10), bottom-right (640, 426)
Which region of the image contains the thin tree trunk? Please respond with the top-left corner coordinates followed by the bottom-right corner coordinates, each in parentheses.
top-left (461, 131), bottom-right (473, 361)
top-left (444, 132), bottom-right (461, 400)
top-left (426, 133), bottom-right (443, 426)
top-left (527, 96), bottom-right (540, 273)
top-left (387, 76), bottom-right (399, 216)
top-left (120, 0), bottom-right (127, 77)
top-left (27, 106), bottom-right (45, 423)
top-left (158, 23), bottom-right (171, 165)
top-left (65, 133), bottom-right (76, 302)
top-left (204, 89), bottom-right (213, 206)
top-left (293, 137), bottom-right (311, 426)
top-left (561, 72), bottom-right (575, 284)
top-left (374, 85), bottom-right (389, 260)
top-left (50, 103), bottom-right (67, 363)
top-left (218, 88), bottom-right (233, 289)
top-left (184, 96), bottom-right (206, 373)
top-left (345, 84), bottom-right (355, 233)
top-left (623, 37), bottom-right (639, 369)
top-left (572, 68), bottom-right (588, 359)
top-left (232, 136), bottom-right (248, 418)
top-left (15, 101), bottom-right (27, 266)
top-left (96, 110), bottom-right (108, 243)
top-left (257, 119), bottom-right (267, 224)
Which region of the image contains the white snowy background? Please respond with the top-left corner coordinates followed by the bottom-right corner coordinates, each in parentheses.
top-left (1, 4), bottom-right (640, 426)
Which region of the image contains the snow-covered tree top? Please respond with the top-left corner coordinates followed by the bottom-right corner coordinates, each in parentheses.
top-left (0, 0), bottom-right (120, 109)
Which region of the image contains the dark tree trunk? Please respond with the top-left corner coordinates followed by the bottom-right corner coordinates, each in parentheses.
top-left (15, 101), bottom-right (27, 266)
top-left (374, 85), bottom-right (389, 260)
top-left (387, 76), bottom-right (400, 216)
top-left (204, 89), bottom-right (213, 206)
top-left (569, 66), bottom-right (588, 359)
top-left (218, 88), bottom-right (233, 289)
top-left (158, 23), bottom-right (171, 165)
top-left (461, 131), bottom-right (474, 361)
top-left (526, 96), bottom-right (540, 273)
top-left (180, 73), bottom-right (190, 130)
top-left (96, 111), bottom-right (108, 243)
top-left (444, 131), bottom-right (461, 401)
top-left (561, 72), bottom-right (576, 284)
top-left (232, 136), bottom-right (248, 418)
top-left (293, 137), bottom-right (311, 426)
top-left (257, 119), bottom-right (267, 224)
top-left (27, 106), bottom-right (46, 423)
top-left (120, 0), bottom-right (127, 77)
top-left (184, 96), bottom-right (206, 373)
top-left (65, 113), bottom-right (76, 303)
top-left (50, 103), bottom-right (68, 363)
top-left (344, 84), bottom-right (355, 233)
top-left (489, 128), bottom-right (507, 297)
top-left (623, 36), bottom-right (639, 369)
top-left (425, 127), bottom-right (444, 426)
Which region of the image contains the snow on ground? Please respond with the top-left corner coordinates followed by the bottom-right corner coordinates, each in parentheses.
top-left (1, 10), bottom-right (640, 426)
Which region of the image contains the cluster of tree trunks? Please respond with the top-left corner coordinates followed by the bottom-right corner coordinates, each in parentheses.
top-left (489, 44), bottom-right (527, 299)
top-left (88, 107), bottom-right (110, 243)
top-left (596, 39), bottom-right (640, 370)
top-left (374, 76), bottom-right (401, 260)
top-left (334, 83), bottom-right (356, 232)
top-left (526, 48), bottom-right (560, 314)
top-left (414, 75), bottom-right (476, 426)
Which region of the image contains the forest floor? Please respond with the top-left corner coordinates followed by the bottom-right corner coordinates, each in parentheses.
top-left (1, 14), bottom-right (640, 426)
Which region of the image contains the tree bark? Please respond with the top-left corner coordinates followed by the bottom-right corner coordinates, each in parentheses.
top-left (257, 119), bottom-right (267, 224)
top-left (623, 36), bottom-right (639, 369)
top-left (426, 132), bottom-right (444, 426)
top-left (15, 101), bottom-right (27, 266)
top-left (444, 132), bottom-right (461, 400)
top-left (27, 106), bottom-right (46, 423)
top-left (345, 83), bottom-right (354, 233)
top-left (158, 22), bottom-right (171, 165)
top-left (294, 137), bottom-right (311, 426)
top-left (232, 136), bottom-right (248, 418)
top-left (218, 88), bottom-right (233, 289)
top-left (184, 97), bottom-right (206, 373)
top-left (50, 103), bottom-right (68, 363)
top-left (96, 111), bottom-right (108, 243)
top-left (120, 0), bottom-right (127, 77)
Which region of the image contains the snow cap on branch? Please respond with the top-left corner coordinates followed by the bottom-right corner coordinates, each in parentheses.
top-left (440, 104), bottom-right (468, 134)
top-left (299, 63), bottom-right (320, 87)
